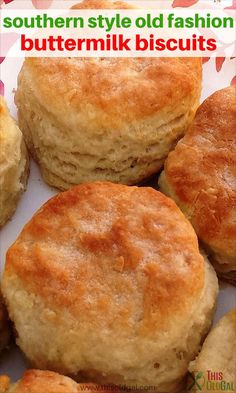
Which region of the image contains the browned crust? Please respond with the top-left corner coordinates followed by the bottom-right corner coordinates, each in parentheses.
top-left (19, 0), bottom-right (202, 132)
top-left (5, 182), bottom-right (204, 334)
top-left (162, 86), bottom-right (236, 267)
top-left (21, 56), bottom-right (201, 131)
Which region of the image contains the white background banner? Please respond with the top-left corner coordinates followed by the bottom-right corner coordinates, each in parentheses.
top-left (1, 8), bottom-right (235, 57)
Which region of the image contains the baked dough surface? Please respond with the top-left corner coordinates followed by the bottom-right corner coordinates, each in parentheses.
top-left (2, 182), bottom-right (218, 392)
top-left (159, 86), bottom-right (236, 283)
top-left (15, 0), bottom-right (202, 188)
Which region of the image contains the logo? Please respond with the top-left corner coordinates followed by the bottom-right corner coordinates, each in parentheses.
top-left (188, 372), bottom-right (205, 391)
top-left (187, 370), bottom-right (235, 392)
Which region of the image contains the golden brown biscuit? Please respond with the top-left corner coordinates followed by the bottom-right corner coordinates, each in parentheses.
top-left (159, 86), bottom-right (236, 284)
top-left (15, 0), bottom-right (202, 190)
top-left (0, 97), bottom-right (29, 227)
top-left (0, 291), bottom-right (10, 353)
top-left (0, 370), bottom-right (115, 393)
top-left (188, 308), bottom-right (236, 393)
top-left (2, 182), bottom-right (218, 393)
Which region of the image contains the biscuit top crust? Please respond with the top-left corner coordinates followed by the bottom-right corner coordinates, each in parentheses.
top-left (19, 0), bottom-right (202, 131)
top-left (5, 182), bottom-right (204, 335)
top-left (22, 57), bottom-right (201, 130)
top-left (163, 86), bottom-right (236, 261)
top-left (4, 370), bottom-right (113, 393)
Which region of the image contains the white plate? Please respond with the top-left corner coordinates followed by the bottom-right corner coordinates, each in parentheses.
top-left (0, 52), bottom-right (236, 383)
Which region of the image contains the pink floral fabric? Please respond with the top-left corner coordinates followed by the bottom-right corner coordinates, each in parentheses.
top-left (0, 0), bottom-right (235, 95)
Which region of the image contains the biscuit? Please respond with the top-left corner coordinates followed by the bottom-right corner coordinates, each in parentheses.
top-left (0, 97), bottom-right (29, 227)
top-left (0, 291), bottom-right (10, 353)
top-left (15, 0), bottom-right (202, 190)
top-left (0, 370), bottom-right (115, 393)
top-left (159, 86), bottom-right (236, 284)
top-left (188, 308), bottom-right (236, 393)
top-left (2, 182), bottom-right (218, 393)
